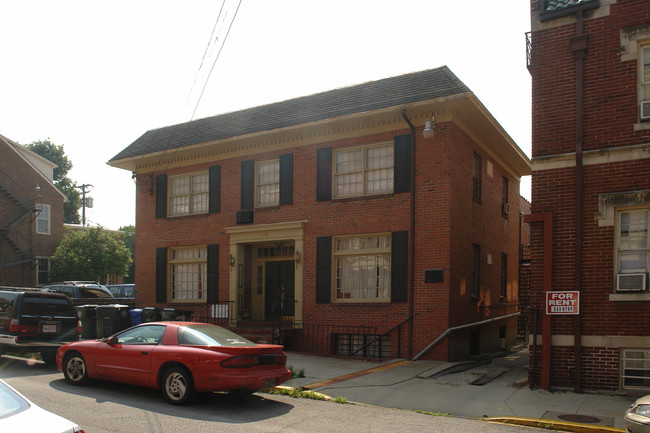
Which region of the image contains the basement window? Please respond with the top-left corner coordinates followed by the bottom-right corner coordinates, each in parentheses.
top-left (621, 349), bottom-right (650, 391)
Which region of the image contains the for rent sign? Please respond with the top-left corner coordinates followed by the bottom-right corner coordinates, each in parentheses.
top-left (545, 291), bottom-right (580, 315)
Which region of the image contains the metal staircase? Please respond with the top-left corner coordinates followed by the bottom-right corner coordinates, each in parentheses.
top-left (0, 173), bottom-right (37, 268)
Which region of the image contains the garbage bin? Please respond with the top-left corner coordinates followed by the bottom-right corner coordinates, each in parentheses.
top-left (160, 308), bottom-right (177, 321)
top-left (96, 304), bottom-right (131, 338)
top-left (129, 308), bottom-right (143, 326)
top-left (76, 305), bottom-right (98, 339)
top-left (142, 307), bottom-right (160, 323)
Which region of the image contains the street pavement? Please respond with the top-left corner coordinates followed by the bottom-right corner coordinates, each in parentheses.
top-left (284, 346), bottom-right (637, 432)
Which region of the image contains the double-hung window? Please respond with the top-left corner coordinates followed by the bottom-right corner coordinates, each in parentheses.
top-left (36, 203), bottom-right (50, 234)
top-left (256, 160), bottom-right (280, 207)
top-left (169, 246), bottom-right (207, 301)
top-left (168, 172), bottom-right (209, 217)
top-left (616, 209), bottom-right (649, 282)
top-left (334, 234), bottom-right (391, 302)
top-left (334, 144), bottom-right (393, 198)
top-left (36, 257), bottom-right (50, 285)
top-left (642, 45), bottom-right (650, 106)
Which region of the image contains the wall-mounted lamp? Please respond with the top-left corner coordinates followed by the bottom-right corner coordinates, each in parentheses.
top-left (229, 254), bottom-right (235, 267)
top-left (423, 116), bottom-right (435, 138)
top-left (35, 183), bottom-right (40, 191)
top-left (295, 251), bottom-right (301, 265)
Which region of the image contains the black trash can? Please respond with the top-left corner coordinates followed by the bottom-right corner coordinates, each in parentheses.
top-left (76, 305), bottom-right (98, 339)
top-left (96, 304), bottom-right (131, 338)
top-left (160, 308), bottom-right (177, 321)
top-left (142, 307), bottom-right (160, 323)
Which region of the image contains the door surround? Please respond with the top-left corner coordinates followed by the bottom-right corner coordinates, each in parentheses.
top-left (225, 221), bottom-right (305, 327)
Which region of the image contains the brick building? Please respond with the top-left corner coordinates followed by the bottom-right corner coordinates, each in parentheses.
top-left (528, 0), bottom-right (650, 392)
top-left (109, 67), bottom-right (531, 361)
top-left (0, 134), bottom-right (66, 287)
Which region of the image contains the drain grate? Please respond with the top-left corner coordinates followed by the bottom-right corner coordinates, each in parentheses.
top-left (469, 370), bottom-right (505, 386)
top-left (557, 414), bottom-right (602, 424)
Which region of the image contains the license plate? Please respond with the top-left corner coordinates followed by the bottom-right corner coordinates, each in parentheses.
top-left (42, 324), bottom-right (57, 333)
top-left (263, 379), bottom-right (276, 388)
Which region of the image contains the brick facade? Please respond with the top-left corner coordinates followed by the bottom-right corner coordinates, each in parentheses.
top-left (112, 68), bottom-right (530, 361)
top-left (0, 135), bottom-right (65, 286)
top-left (529, 0), bottom-right (650, 391)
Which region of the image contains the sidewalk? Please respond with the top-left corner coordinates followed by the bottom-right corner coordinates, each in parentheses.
top-left (283, 347), bottom-right (635, 432)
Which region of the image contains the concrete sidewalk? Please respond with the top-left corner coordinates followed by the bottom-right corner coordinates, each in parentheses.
top-left (283, 347), bottom-right (636, 432)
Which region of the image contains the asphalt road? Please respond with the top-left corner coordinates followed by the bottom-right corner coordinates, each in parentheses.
top-left (0, 355), bottom-right (546, 433)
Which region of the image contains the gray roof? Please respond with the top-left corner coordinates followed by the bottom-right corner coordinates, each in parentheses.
top-left (542, 0), bottom-right (600, 15)
top-left (110, 66), bottom-right (470, 162)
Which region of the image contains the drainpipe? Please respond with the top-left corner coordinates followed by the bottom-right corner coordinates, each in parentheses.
top-left (571, 9), bottom-right (588, 394)
top-left (401, 109), bottom-right (416, 360)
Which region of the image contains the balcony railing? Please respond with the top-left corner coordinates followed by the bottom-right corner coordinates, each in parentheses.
top-left (526, 31), bottom-right (532, 73)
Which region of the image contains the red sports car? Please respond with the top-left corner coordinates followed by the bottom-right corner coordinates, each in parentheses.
top-left (56, 322), bottom-right (291, 405)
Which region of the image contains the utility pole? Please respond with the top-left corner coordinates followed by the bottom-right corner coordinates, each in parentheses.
top-left (77, 184), bottom-right (93, 226)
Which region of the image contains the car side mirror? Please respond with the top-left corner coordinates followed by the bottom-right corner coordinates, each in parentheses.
top-left (107, 336), bottom-right (118, 345)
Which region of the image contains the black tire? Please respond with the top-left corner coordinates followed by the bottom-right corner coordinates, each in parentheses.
top-left (62, 351), bottom-right (89, 386)
top-left (161, 366), bottom-right (195, 405)
top-left (40, 350), bottom-right (57, 366)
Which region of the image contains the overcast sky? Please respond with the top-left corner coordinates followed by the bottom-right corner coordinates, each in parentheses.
top-left (0, 1), bottom-right (532, 230)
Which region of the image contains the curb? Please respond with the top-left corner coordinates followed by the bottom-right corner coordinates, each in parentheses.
top-left (483, 416), bottom-right (625, 433)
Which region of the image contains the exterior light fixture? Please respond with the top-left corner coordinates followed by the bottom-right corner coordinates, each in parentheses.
top-left (295, 251), bottom-right (301, 265)
top-left (35, 183), bottom-right (40, 191)
top-left (423, 117), bottom-right (435, 138)
top-left (229, 254), bottom-right (235, 267)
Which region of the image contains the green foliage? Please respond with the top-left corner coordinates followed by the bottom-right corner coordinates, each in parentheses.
top-left (24, 139), bottom-right (81, 224)
top-left (119, 225), bottom-right (135, 283)
top-left (50, 226), bottom-right (132, 283)
top-left (334, 396), bottom-right (348, 404)
top-left (287, 365), bottom-right (305, 378)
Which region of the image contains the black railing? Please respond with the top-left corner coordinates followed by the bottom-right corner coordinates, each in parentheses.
top-left (350, 316), bottom-right (412, 360)
top-left (271, 295), bottom-right (295, 345)
top-left (292, 323), bottom-right (378, 355)
top-left (525, 31), bottom-right (532, 73)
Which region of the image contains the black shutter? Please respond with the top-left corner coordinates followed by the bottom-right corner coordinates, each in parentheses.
top-left (394, 134), bottom-right (411, 194)
top-left (279, 153), bottom-right (293, 205)
top-left (207, 244), bottom-right (219, 303)
top-left (316, 236), bottom-right (332, 303)
top-left (391, 231), bottom-right (408, 303)
top-left (241, 160), bottom-right (254, 210)
top-left (209, 166), bottom-right (221, 214)
top-left (155, 174), bottom-right (167, 219)
top-left (316, 147), bottom-right (332, 201)
top-left (155, 247), bottom-right (168, 303)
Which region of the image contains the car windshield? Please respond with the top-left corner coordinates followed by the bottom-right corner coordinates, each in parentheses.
top-left (178, 325), bottom-right (256, 347)
top-left (20, 297), bottom-right (76, 317)
top-left (0, 381), bottom-right (29, 420)
top-left (79, 287), bottom-right (112, 298)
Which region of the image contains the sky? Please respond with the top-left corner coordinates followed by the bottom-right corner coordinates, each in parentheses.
top-left (0, 1), bottom-right (532, 230)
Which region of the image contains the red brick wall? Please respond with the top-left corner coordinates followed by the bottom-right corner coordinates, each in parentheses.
top-left (529, 0), bottom-right (650, 390)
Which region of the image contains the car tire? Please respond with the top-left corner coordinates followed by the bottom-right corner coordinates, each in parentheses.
top-left (63, 352), bottom-right (89, 386)
top-left (40, 350), bottom-right (57, 366)
top-left (161, 366), bottom-right (195, 405)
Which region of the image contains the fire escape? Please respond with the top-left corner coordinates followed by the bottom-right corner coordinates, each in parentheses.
top-left (0, 168), bottom-right (38, 270)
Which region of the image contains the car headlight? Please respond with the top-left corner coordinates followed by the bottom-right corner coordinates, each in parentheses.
top-left (630, 404), bottom-right (650, 418)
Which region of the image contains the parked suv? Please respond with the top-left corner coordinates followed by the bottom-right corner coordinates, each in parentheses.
top-left (106, 283), bottom-right (135, 298)
top-left (41, 281), bottom-right (114, 299)
top-left (0, 288), bottom-right (80, 364)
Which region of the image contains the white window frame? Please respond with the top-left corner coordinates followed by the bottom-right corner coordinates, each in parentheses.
top-left (615, 208), bottom-right (649, 275)
top-left (333, 143), bottom-right (394, 199)
top-left (255, 160), bottom-right (280, 207)
top-left (640, 42), bottom-right (650, 108)
top-left (169, 246), bottom-right (207, 302)
top-left (621, 348), bottom-right (650, 391)
top-left (168, 171), bottom-right (209, 217)
top-left (333, 233), bottom-right (391, 303)
top-left (36, 256), bottom-right (50, 286)
top-left (35, 203), bottom-right (50, 235)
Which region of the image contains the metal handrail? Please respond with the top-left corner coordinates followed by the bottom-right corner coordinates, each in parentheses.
top-left (350, 316), bottom-right (413, 360)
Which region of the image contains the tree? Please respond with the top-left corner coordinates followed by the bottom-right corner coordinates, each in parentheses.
top-left (119, 225), bottom-right (135, 284)
top-left (50, 227), bottom-right (132, 283)
top-left (24, 139), bottom-right (81, 224)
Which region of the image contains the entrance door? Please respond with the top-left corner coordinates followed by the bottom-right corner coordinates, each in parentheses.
top-left (264, 260), bottom-right (295, 320)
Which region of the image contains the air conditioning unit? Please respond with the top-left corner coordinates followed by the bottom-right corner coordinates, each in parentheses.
top-left (616, 273), bottom-right (648, 292)
top-left (641, 101), bottom-right (650, 120)
top-left (502, 202), bottom-right (510, 216)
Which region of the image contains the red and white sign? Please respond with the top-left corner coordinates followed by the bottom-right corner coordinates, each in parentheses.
top-left (545, 291), bottom-right (580, 315)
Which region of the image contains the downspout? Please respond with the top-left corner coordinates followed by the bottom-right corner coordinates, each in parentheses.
top-left (401, 109), bottom-right (416, 360)
top-left (571, 9), bottom-right (588, 394)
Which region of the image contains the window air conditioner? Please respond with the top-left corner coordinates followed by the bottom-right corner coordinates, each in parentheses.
top-left (616, 273), bottom-right (648, 292)
top-left (641, 101), bottom-right (650, 120)
top-left (502, 202), bottom-right (510, 216)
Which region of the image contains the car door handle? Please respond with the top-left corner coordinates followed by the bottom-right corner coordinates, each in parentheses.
top-left (141, 351), bottom-right (149, 355)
